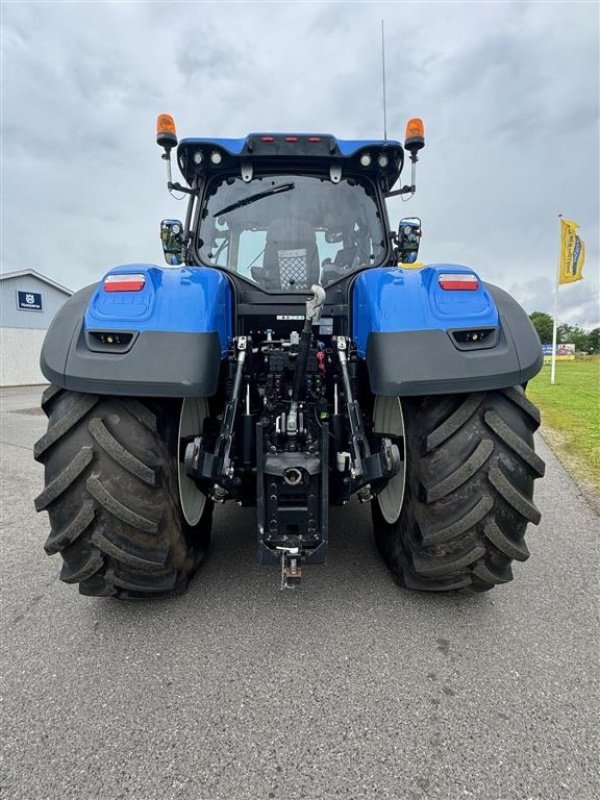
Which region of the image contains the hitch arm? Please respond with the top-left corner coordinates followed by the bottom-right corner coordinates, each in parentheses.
top-left (217, 337), bottom-right (247, 476)
top-left (335, 337), bottom-right (402, 494)
top-left (336, 337), bottom-right (371, 477)
top-left (185, 337), bottom-right (247, 487)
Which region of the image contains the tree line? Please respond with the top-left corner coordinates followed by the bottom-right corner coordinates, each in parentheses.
top-left (529, 312), bottom-right (600, 353)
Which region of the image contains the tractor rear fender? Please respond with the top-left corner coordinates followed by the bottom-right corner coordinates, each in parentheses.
top-left (354, 265), bottom-right (542, 396)
top-left (40, 265), bottom-right (232, 397)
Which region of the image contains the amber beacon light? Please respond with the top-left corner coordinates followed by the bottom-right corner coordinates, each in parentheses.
top-left (157, 114), bottom-right (178, 151)
top-left (404, 118), bottom-right (425, 155)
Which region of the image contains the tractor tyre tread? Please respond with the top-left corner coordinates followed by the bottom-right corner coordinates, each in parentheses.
top-left (35, 387), bottom-right (212, 599)
top-left (373, 386), bottom-right (544, 592)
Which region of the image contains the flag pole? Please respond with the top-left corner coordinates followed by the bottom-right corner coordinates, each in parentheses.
top-left (550, 214), bottom-right (562, 385)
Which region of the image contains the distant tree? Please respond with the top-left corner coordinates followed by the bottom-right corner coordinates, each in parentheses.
top-left (529, 311), bottom-right (554, 344)
top-left (528, 313), bottom-right (595, 352)
top-left (587, 328), bottom-right (600, 354)
top-left (571, 326), bottom-right (591, 352)
top-left (557, 323), bottom-right (589, 351)
top-left (556, 323), bottom-right (575, 344)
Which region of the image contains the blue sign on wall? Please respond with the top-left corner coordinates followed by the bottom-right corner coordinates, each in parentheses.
top-left (17, 291), bottom-right (43, 311)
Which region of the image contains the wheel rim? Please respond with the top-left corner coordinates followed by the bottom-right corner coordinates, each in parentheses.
top-left (178, 398), bottom-right (208, 527)
top-left (373, 396), bottom-right (406, 525)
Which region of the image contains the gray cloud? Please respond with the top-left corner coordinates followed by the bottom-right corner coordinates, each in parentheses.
top-left (1, 1), bottom-right (598, 326)
top-left (510, 276), bottom-right (599, 329)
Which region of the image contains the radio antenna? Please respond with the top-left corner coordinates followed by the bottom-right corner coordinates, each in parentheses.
top-left (381, 19), bottom-right (388, 141)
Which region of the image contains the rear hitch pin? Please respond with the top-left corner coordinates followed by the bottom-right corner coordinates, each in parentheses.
top-left (277, 547), bottom-right (302, 589)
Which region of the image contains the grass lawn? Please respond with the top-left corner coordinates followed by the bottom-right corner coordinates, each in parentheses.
top-left (527, 357), bottom-right (600, 494)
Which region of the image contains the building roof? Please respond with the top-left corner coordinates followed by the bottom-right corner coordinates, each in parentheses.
top-left (0, 269), bottom-right (73, 295)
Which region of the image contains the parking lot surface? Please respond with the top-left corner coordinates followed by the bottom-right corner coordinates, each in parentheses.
top-left (1, 385), bottom-right (598, 800)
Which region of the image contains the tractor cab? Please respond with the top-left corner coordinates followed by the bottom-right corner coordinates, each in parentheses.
top-left (157, 118), bottom-right (426, 285)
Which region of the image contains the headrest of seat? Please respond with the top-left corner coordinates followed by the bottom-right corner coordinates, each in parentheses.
top-left (266, 218), bottom-right (317, 246)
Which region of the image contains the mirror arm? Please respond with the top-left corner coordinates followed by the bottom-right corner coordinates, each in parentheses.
top-left (385, 185), bottom-right (415, 198)
top-left (161, 150), bottom-right (173, 185)
top-left (183, 180), bottom-right (196, 236)
top-left (393, 232), bottom-right (401, 263)
top-left (161, 150), bottom-right (196, 196)
top-left (386, 149), bottom-right (420, 198)
top-left (168, 181), bottom-right (195, 196)
top-left (181, 179), bottom-right (199, 263)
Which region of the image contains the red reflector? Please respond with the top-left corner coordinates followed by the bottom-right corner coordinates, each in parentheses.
top-left (438, 273), bottom-right (479, 291)
top-left (261, 136), bottom-right (275, 142)
top-left (104, 274), bottom-right (146, 292)
top-left (308, 136), bottom-right (322, 143)
top-left (285, 136), bottom-right (298, 142)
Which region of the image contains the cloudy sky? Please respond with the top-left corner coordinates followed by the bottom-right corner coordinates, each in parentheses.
top-left (2, 0), bottom-right (598, 327)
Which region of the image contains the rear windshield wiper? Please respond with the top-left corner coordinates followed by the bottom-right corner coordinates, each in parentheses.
top-left (213, 182), bottom-right (295, 217)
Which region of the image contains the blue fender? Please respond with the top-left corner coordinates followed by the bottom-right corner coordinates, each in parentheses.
top-left (352, 265), bottom-right (542, 395)
top-left (86, 265), bottom-right (232, 353)
top-left (40, 265), bottom-right (233, 397)
top-left (352, 265), bottom-right (498, 356)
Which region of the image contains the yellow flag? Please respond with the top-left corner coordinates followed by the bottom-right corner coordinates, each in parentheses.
top-left (559, 218), bottom-right (586, 284)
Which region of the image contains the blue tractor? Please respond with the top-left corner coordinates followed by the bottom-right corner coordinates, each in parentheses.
top-left (34, 115), bottom-right (545, 597)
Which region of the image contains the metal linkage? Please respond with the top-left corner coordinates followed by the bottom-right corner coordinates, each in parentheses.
top-left (335, 336), bottom-right (402, 497)
top-left (185, 337), bottom-right (247, 494)
top-left (287, 285), bottom-right (326, 438)
top-left (336, 336), bottom-right (370, 478)
top-left (219, 337), bottom-right (247, 477)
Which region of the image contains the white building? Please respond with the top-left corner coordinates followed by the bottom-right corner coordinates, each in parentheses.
top-left (0, 270), bottom-right (73, 386)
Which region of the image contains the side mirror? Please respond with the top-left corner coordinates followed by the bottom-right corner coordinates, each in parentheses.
top-left (160, 219), bottom-right (184, 265)
top-left (397, 217), bottom-right (422, 264)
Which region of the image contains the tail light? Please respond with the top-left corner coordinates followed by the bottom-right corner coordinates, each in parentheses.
top-left (438, 273), bottom-right (479, 291)
top-left (103, 274), bottom-right (146, 292)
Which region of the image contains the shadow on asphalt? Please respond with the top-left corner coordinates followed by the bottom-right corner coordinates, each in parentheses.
top-left (86, 499), bottom-right (487, 625)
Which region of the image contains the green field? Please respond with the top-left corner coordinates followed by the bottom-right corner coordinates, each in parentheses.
top-left (527, 357), bottom-right (600, 493)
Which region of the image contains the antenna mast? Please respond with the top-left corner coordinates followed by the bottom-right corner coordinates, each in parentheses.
top-left (381, 19), bottom-right (388, 141)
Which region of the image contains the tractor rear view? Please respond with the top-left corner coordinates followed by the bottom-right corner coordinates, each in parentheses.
top-left (34, 115), bottom-right (544, 598)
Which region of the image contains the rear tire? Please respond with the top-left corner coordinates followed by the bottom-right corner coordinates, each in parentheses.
top-left (34, 386), bottom-right (213, 599)
top-left (372, 387), bottom-right (545, 592)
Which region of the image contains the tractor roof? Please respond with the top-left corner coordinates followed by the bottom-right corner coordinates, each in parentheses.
top-left (176, 134), bottom-right (404, 192)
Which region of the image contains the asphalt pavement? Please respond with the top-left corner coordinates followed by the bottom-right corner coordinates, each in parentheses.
top-left (1, 385), bottom-right (598, 800)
